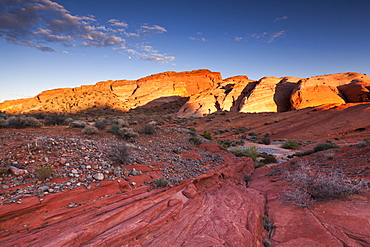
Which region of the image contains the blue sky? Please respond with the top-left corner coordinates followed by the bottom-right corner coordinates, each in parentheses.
top-left (1, 0), bottom-right (370, 103)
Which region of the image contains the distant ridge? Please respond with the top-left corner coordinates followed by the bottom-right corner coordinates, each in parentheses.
top-left (0, 70), bottom-right (369, 116)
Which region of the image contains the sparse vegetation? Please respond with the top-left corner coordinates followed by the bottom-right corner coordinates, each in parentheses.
top-left (110, 145), bottom-right (130, 164)
top-left (35, 164), bottom-right (54, 180)
top-left (82, 125), bottom-right (99, 135)
top-left (69, 120), bottom-right (86, 128)
top-left (259, 154), bottom-right (277, 164)
top-left (313, 143), bottom-right (338, 152)
top-left (281, 140), bottom-right (300, 150)
top-left (189, 136), bottom-right (202, 145)
top-left (44, 113), bottom-right (68, 126)
top-left (153, 177), bottom-right (169, 188)
top-left (94, 119), bottom-right (108, 130)
top-left (141, 123), bottom-right (156, 135)
top-left (201, 130), bottom-right (212, 140)
top-left (5, 116), bottom-right (42, 128)
top-left (230, 146), bottom-right (259, 161)
top-left (117, 127), bottom-right (139, 141)
top-left (283, 164), bottom-right (361, 207)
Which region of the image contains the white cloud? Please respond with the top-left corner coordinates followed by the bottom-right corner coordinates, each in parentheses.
top-left (274, 16), bottom-right (288, 22)
top-left (0, 0), bottom-right (174, 62)
top-left (234, 37), bottom-right (243, 41)
top-left (61, 50), bottom-right (68, 53)
top-left (268, 30), bottom-right (286, 43)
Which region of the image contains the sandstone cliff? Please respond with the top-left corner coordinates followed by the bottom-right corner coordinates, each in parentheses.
top-left (0, 69), bottom-right (221, 114)
top-left (0, 70), bottom-right (369, 116)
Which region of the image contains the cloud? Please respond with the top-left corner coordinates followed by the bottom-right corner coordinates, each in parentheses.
top-left (188, 32), bottom-right (208, 42)
top-left (233, 30), bottom-right (286, 43)
top-left (274, 16), bottom-right (288, 22)
top-left (0, 0), bottom-right (173, 62)
top-left (268, 30), bottom-right (286, 43)
top-left (108, 19), bottom-right (128, 28)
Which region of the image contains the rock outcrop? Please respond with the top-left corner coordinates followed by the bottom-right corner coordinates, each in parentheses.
top-left (1, 70), bottom-right (369, 116)
top-left (0, 69), bottom-right (221, 114)
top-left (290, 72), bottom-right (369, 110)
top-left (178, 72), bottom-right (369, 117)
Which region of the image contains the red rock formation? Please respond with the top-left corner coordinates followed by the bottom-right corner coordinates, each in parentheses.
top-left (290, 72), bottom-right (368, 110)
top-left (239, 76), bottom-right (300, 113)
top-left (0, 145), bottom-right (267, 246)
top-left (0, 69), bottom-right (221, 114)
top-left (1, 70), bottom-right (370, 116)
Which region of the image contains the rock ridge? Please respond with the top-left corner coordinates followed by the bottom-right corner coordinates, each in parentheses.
top-left (0, 70), bottom-right (369, 116)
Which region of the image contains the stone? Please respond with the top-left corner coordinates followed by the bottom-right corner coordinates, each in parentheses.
top-left (93, 173), bottom-right (104, 181)
top-left (9, 166), bottom-right (27, 176)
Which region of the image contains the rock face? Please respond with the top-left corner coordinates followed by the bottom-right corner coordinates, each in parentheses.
top-left (1, 70), bottom-right (369, 116)
top-left (239, 76), bottom-right (301, 113)
top-left (290, 72), bottom-right (369, 110)
top-left (0, 69), bottom-right (221, 114)
top-left (178, 72), bottom-right (369, 117)
top-left (0, 142), bottom-right (267, 246)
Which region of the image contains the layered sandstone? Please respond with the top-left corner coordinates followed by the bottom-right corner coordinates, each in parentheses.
top-left (0, 69), bottom-right (221, 114)
top-left (290, 72), bottom-right (368, 110)
top-left (239, 76), bottom-right (300, 113)
top-left (1, 70), bottom-right (369, 116)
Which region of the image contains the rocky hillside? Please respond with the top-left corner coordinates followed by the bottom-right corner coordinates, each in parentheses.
top-left (0, 70), bottom-right (369, 116)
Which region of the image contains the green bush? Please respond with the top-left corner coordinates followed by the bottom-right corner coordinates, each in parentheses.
top-left (281, 140), bottom-right (299, 150)
top-left (230, 146), bottom-right (259, 161)
top-left (313, 143), bottom-right (338, 152)
top-left (260, 154), bottom-right (277, 164)
top-left (187, 127), bottom-right (196, 132)
top-left (201, 131), bottom-right (212, 140)
top-left (35, 164), bottom-right (54, 180)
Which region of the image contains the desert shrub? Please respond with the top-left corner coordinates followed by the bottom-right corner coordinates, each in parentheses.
top-left (283, 164), bottom-right (361, 207)
top-left (260, 154), bottom-right (277, 164)
top-left (107, 124), bottom-right (120, 135)
top-left (35, 164), bottom-right (54, 180)
top-left (248, 131), bottom-right (258, 136)
top-left (44, 113), bottom-right (68, 126)
top-left (281, 140), bottom-right (299, 150)
top-left (0, 118), bottom-right (7, 128)
top-left (258, 138), bottom-right (271, 145)
top-left (117, 127), bottom-right (139, 141)
top-left (141, 123), bottom-right (156, 135)
top-left (6, 116), bottom-right (42, 128)
top-left (30, 113), bottom-right (46, 119)
top-left (255, 162), bottom-right (266, 168)
top-left (201, 131), bottom-right (212, 140)
top-left (112, 118), bottom-right (129, 127)
top-left (230, 146), bottom-right (259, 161)
top-left (294, 150), bottom-right (315, 157)
top-left (313, 143), bottom-right (338, 152)
top-left (187, 127), bottom-right (196, 133)
top-left (94, 119), bottom-right (108, 130)
top-left (153, 177), bottom-right (169, 188)
top-left (189, 137), bottom-right (202, 145)
top-left (82, 125), bottom-right (99, 135)
top-left (69, 120), bottom-right (86, 128)
top-left (110, 145), bottom-right (130, 164)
